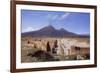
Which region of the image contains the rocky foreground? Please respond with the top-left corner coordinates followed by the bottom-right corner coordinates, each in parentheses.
top-left (21, 37), bottom-right (90, 63)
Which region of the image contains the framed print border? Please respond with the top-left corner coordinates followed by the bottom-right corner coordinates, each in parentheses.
top-left (10, 0), bottom-right (97, 73)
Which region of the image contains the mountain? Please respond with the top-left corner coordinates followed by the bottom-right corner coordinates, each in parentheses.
top-left (22, 25), bottom-right (89, 38)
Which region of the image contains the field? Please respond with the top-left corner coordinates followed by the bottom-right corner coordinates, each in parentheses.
top-left (21, 37), bottom-right (90, 63)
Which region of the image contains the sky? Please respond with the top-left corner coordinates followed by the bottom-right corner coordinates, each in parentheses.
top-left (21, 9), bottom-right (90, 34)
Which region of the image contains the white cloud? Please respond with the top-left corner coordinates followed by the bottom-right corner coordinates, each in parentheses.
top-left (22, 26), bottom-right (38, 33)
top-left (52, 15), bottom-right (59, 20)
top-left (60, 13), bottom-right (70, 20)
top-left (46, 13), bottom-right (70, 21)
top-left (46, 14), bottom-right (59, 20)
top-left (46, 14), bottom-right (52, 19)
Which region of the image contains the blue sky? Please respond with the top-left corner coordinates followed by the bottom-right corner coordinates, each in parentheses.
top-left (21, 9), bottom-right (90, 34)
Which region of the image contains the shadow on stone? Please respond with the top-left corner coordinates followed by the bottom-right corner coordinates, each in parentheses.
top-left (27, 50), bottom-right (59, 62)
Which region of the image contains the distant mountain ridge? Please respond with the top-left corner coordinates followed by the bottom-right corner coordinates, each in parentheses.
top-left (22, 25), bottom-right (89, 38)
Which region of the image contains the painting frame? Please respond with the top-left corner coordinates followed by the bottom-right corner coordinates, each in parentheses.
top-left (10, 0), bottom-right (97, 72)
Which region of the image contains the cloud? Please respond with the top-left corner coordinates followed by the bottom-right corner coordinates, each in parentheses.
top-left (60, 13), bottom-right (70, 20)
top-left (46, 14), bottom-right (52, 19)
top-left (46, 13), bottom-right (70, 21)
top-left (22, 26), bottom-right (38, 32)
top-left (46, 14), bottom-right (59, 20)
top-left (52, 15), bottom-right (59, 20)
